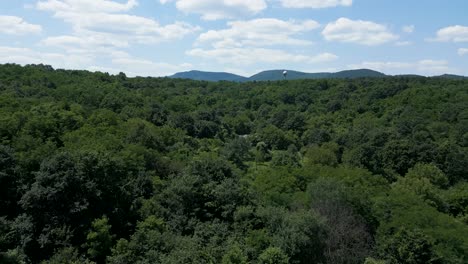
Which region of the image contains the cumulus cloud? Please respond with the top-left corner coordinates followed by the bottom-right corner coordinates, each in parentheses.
top-left (196, 18), bottom-right (320, 48)
top-left (36, 0), bottom-right (200, 50)
top-left (41, 35), bottom-right (129, 50)
top-left (189, 18), bottom-right (335, 66)
top-left (349, 59), bottom-right (457, 76)
top-left (0, 16), bottom-right (42, 35)
top-left (160, 0), bottom-right (267, 20)
top-left (104, 57), bottom-right (193, 77)
top-left (187, 47), bottom-right (337, 65)
top-left (395, 41), bottom-right (412, 46)
top-left (322, 18), bottom-right (398, 45)
top-left (431, 25), bottom-right (468, 42)
top-left (0, 1), bottom-right (199, 77)
top-left (0, 44), bottom-right (191, 77)
top-left (458, 48), bottom-right (468, 56)
top-left (281, 0), bottom-right (352, 8)
top-left (0, 46), bottom-right (93, 69)
top-left (402, 25), bottom-right (414, 33)
top-left (37, 0), bottom-right (138, 13)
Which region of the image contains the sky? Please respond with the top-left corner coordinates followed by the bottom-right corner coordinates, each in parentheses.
top-left (0, 0), bottom-right (467, 77)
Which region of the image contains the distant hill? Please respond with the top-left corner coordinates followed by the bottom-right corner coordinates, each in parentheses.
top-left (248, 70), bottom-right (329, 81)
top-left (169, 69), bottom-right (468, 82)
top-left (170, 70), bottom-right (247, 82)
top-left (170, 69), bottom-right (387, 82)
top-left (434, 74), bottom-right (468, 80)
top-left (330, 69), bottom-right (386, 78)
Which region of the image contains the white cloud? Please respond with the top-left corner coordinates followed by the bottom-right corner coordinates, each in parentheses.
top-left (402, 25), bottom-right (414, 33)
top-left (187, 47), bottom-right (337, 65)
top-left (108, 57), bottom-right (193, 76)
top-left (0, 46), bottom-right (92, 69)
top-left (281, 0), bottom-right (352, 8)
top-left (189, 18), bottom-right (334, 66)
top-left (0, 44), bottom-right (191, 77)
top-left (160, 0), bottom-right (267, 20)
top-left (36, 0), bottom-right (200, 50)
top-left (41, 35), bottom-right (129, 49)
top-left (0, 16), bottom-right (42, 35)
top-left (196, 18), bottom-right (320, 48)
top-left (349, 59), bottom-right (457, 76)
top-left (458, 48), bottom-right (468, 56)
top-left (37, 0), bottom-right (138, 13)
top-left (395, 41), bottom-right (412, 46)
top-left (85, 49), bottom-right (193, 77)
top-left (431, 25), bottom-right (468, 42)
top-left (349, 61), bottom-right (411, 71)
top-left (322, 18), bottom-right (398, 45)
top-left (311, 53), bottom-right (339, 63)
top-left (30, 1), bottom-right (199, 77)
top-left (417, 60), bottom-right (452, 74)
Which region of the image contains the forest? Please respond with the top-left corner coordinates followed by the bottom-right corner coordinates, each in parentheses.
top-left (0, 63), bottom-right (467, 264)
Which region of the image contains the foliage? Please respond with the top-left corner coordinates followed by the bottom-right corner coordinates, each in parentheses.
top-left (0, 64), bottom-right (466, 263)
top-left (85, 216), bottom-right (115, 262)
top-left (258, 247), bottom-right (289, 264)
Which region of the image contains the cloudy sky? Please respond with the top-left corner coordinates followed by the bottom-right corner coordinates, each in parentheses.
top-left (1, 0), bottom-right (467, 77)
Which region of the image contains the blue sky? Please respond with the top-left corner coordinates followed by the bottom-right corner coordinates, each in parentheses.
top-left (0, 0), bottom-right (467, 77)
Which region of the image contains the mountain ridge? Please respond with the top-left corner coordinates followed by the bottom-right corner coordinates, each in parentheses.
top-left (170, 69), bottom-right (386, 82)
top-left (170, 70), bottom-right (248, 82)
top-left (170, 69), bottom-right (467, 82)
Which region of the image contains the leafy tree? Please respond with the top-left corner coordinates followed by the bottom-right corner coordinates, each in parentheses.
top-left (255, 141), bottom-right (271, 163)
top-left (406, 163), bottom-right (448, 188)
top-left (107, 215), bottom-right (166, 264)
top-left (374, 189), bottom-right (468, 263)
top-left (392, 176), bottom-right (447, 211)
top-left (303, 143), bottom-right (339, 167)
top-left (42, 247), bottom-right (93, 264)
top-left (363, 257), bottom-right (386, 264)
top-left (0, 145), bottom-right (17, 216)
top-left (379, 228), bottom-right (442, 264)
top-left (251, 167), bottom-right (298, 206)
top-left (19, 152), bottom-right (98, 260)
top-left (223, 137), bottom-right (252, 169)
top-left (270, 150), bottom-right (300, 168)
top-left (258, 247), bottom-right (289, 264)
top-left (443, 182), bottom-right (468, 220)
top-left (84, 216), bottom-right (115, 262)
top-left (257, 207), bottom-right (327, 263)
top-left (222, 244), bottom-right (248, 264)
top-left (257, 125), bottom-right (293, 150)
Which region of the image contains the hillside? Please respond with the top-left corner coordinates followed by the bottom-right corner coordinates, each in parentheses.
top-left (170, 70), bottom-right (247, 81)
top-left (171, 68), bottom-right (387, 82)
top-left (0, 64), bottom-right (467, 264)
top-left (330, 69), bottom-right (386, 78)
top-left (170, 69), bottom-right (468, 82)
top-left (248, 70), bottom-right (330, 81)
top-left (435, 74), bottom-right (468, 80)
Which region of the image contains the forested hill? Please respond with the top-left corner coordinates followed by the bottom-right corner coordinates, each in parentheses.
top-left (171, 70), bottom-right (248, 82)
top-left (1, 63), bottom-right (467, 264)
top-left (171, 68), bottom-right (387, 81)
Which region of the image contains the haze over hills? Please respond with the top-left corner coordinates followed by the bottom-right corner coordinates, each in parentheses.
top-left (170, 69), bottom-right (466, 82)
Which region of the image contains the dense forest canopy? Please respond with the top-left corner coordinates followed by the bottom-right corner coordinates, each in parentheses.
top-left (0, 63), bottom-right (467, 263)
